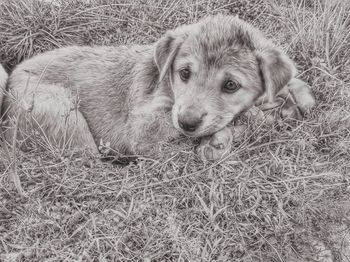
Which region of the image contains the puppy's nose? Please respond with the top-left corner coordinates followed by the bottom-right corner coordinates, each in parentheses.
top-left (178, 113), bottom-right (205, 132)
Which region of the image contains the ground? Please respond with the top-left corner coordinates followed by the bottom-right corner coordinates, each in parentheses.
top-left (0, 0), bottom-right (350, 261)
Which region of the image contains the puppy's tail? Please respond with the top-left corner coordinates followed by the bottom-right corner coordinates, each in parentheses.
top-left (0, 63), bottom-right (8, 117)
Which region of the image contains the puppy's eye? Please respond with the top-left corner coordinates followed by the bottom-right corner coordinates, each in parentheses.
top-left (179, 68), bottom-right (191, 82)
top-left (222, 80), bottom-right (241, 93)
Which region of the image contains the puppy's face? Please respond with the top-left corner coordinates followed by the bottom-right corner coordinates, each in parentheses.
top-left (171, 41), bottom-right (263, 137)
top-left (155, 15), bottom-right (295, 137)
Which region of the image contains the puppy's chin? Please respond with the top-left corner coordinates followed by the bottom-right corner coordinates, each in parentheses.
top-left (173, 121), bottom-right (227, 138)
top-left (196, 122), bottom-right (228, 137)
top-left (171, 109), bottom-right (234, 137)
top-left (175, 128), bottom-right (209, 138)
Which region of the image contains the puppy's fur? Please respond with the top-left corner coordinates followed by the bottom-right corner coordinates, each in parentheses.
top-left (0, 15), bottom-right (315, 159)
top-left (0, 65), bottom-right (7, 116)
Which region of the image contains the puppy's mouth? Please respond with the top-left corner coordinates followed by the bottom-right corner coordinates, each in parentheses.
top-left (172, 114), bottom-right (232, 138)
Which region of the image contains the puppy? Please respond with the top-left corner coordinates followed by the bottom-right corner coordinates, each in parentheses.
top-left (0, 15), bottom-right (315, 160)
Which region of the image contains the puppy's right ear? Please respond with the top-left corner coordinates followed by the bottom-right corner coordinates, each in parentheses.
top-left (154, 32), bottom-right (185, 83)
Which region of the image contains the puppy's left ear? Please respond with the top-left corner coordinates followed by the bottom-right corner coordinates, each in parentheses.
top-left (256, 48), bottom-right (296, 103)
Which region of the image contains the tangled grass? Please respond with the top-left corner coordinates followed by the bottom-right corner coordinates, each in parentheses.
top-left (0, 0), bottom-right (350, 261)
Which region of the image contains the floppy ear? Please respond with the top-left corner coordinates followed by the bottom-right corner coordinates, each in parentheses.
top-left (154, 24), bottom-right (194, 83)
top-left (154, 34), bottom-right (183, 83)
top-left (256, 49), bottom-right (296, 104)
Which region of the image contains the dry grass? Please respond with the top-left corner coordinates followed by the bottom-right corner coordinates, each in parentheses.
top-left (1, 0), bottom-right (350, 261)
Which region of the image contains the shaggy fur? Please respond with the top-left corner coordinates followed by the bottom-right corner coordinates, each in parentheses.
top-left (0, 15), bottom-right (315, 159)
top-left (0, 65), bottom-right (7, 116)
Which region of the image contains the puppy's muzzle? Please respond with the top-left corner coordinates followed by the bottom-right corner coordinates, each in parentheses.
top-left (178, 107), bottom-right (207, 133)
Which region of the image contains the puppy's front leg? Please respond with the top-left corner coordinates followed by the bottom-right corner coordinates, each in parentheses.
top-left (127, 95), bottom-right (177, 155)
top-left (256, 78), bottom-right (316, 121)
top-left (279, 78), bottom-right (316, 119)
top-left (196, 125), bottom-right (247, 160)
top-left (196, 127), bottom-right (232, 160)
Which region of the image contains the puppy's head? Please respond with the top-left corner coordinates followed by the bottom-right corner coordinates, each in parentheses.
top-left (154, 15), bottom-right (296, 137)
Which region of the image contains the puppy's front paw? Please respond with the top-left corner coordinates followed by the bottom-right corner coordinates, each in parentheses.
top-left (280, 96), bottom-right (303, 120)
top-left (278, 78), bottom-right (316, 120)
top-left (196, 127), bottom-right (233, 161)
